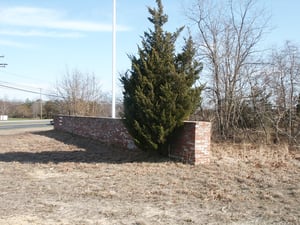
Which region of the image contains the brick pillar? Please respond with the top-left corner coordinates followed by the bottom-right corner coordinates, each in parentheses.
top-left (194, 122), bottom-right (211, 164)
top-left (169, 121), bottom-right (211, 165)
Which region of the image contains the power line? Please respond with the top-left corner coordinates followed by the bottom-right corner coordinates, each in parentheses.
top-left (0, 83), bottom-right (62, 98)
top-left (0, 70), bottom-right (46, 83)
top-left (0, 69), bottom-right (58, 95)
top-left (0, 80), bottom-right (41, 91)
top-left (0, 80), bottom-right (57, 97)
top-left (0, 80), bottom-right (51, 92)
top-left (0, 55), bottom-right (7, 68)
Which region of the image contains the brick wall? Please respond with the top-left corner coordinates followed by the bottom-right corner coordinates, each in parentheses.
top-left (54, 116), bottom-right (211, 164)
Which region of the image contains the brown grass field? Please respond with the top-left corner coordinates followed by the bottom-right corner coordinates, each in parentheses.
top-left (0, 128), bottom-right (299, 225)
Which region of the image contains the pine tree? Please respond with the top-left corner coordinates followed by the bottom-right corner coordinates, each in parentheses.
top-left (120, 0), bottom-right (203, 154)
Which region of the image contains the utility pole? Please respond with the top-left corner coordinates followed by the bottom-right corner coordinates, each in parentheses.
top-left (40, 88), bottom-right (43, 119)
top-left (112, 0), bottom-right (116, 118)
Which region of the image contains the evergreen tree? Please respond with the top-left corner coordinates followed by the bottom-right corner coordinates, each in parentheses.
top-left (120, 0), bottom-right (203, 154)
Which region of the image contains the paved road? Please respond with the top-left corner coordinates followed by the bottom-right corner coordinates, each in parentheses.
top-left (0, 119), bottom-right (53, 134)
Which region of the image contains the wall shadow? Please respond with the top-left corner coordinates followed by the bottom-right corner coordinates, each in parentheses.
top-left (0, 130), bottom-right (170, 164)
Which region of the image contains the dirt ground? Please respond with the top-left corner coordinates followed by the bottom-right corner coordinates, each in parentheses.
top-left (0, 128), bottom-right (299, 225)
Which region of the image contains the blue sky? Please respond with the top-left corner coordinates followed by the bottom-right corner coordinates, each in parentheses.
top-left (0, 0), bottom-right (300, 101)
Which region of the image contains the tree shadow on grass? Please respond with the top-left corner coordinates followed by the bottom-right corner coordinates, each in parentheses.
top-left (0, 130), bottom-right (169, 164)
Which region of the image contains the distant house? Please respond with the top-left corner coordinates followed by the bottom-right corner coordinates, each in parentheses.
top-left (0, 115), bottom-right (8, 120)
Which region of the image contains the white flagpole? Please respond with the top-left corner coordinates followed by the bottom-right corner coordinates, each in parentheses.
top-left (112, 0), bottom-right (116, 118)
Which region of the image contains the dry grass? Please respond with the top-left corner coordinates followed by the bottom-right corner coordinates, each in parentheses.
top-left (0, 130), bottom-right (299, 224)
top-left (212, 142), bottom-right (293, 167)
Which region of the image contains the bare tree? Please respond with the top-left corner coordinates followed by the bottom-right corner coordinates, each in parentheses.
top-left (0, 97), bottom-right (9, 115)
top-left (265, 41), bottom-right (300, 144)
top-left (187, 0), bottom-right (269, 138)
top-left (56, 69), bottom-right (104, 116)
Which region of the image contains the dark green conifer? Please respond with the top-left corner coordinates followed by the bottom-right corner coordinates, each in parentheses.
top-left (121, 0), bottom-right (203, 154)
